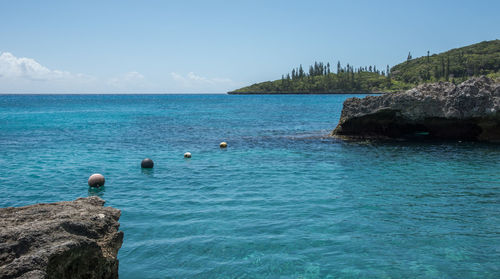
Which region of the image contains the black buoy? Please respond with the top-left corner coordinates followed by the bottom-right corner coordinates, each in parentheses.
top-left (141, 158), bottom-right (154, 168)
top-left (88, 173), bottom-right (105, 187)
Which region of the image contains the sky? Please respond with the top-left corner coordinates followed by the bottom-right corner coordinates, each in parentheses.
top-left (0, 0), bottom-right (499, 93)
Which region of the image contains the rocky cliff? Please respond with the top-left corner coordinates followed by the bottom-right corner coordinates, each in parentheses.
top-left (332, 76), bottom-right (500, 141)
top-left (0, 197), bottom-right (123, 279)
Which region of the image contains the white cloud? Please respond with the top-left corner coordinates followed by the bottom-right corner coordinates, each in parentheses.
top-left (0, 51), bottom-right (100, 93)
top-left (171, 71), bottom-right (230, 86)
top-left (0, 52), bottom-right (154, 93)
top-left (0, 52), bottom-right (82, 81)
top-left (0, 51), bottom-right (243, 93)
top-left (107, 71), bottom-right (148, 89)
top-left (170, 71), bottom-right (241, 92)
top-left (170, 72), bottom-right (184, 81)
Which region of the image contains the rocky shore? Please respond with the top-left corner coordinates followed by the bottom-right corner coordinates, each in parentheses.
top-left (332, 76), bottom-right (500, 141)
top-left (0, 197), bottom-right (123, 279)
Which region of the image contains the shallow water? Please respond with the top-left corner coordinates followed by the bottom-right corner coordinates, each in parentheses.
top-left (0, 94), bottom-right (499, 278)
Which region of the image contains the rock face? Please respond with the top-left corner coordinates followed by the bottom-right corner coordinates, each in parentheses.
top-left (0, 197), bottom-right (123, 279)
top-left (333, 76), bottom-right (500, 141)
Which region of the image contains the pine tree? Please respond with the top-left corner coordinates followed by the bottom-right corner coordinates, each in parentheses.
top-left (441, 57), bottom-right (445, 78)
top-left (445, 56), bottom-right (450, 81)
top-left (434, 65), bottom-right (440, 79)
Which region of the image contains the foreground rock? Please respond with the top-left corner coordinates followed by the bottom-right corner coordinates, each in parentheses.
top-left (333, 76), bottom-right (500, 141)
top-left (0, 197), bottom-right (123, 279)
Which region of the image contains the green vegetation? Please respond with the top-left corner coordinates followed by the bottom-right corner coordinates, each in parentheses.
top-left (231, 63), bottom-right (410, 94)
top-left (229, 40), bottom-right (500, 94)
top-left (391, 40), bottom-right (500, 84)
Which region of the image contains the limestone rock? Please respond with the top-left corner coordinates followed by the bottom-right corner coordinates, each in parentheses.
top-left (332, 76), bottom-right (500, 141)
top-left (0, 197), bottom-right (123, 279)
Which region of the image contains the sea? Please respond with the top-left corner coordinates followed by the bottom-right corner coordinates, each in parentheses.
top-left (0, 94), bottom-right (499, 278)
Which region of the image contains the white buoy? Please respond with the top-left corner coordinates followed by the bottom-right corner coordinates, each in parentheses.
top-left (184, 152), bottom-right (192, 158)
top-left (88, 173), bottom-right (105, 187)
top-left (220, 142), bottom-right (227, 148)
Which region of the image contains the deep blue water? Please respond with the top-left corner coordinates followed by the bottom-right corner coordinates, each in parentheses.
top-left (0, 94), bottom-right (499, 278)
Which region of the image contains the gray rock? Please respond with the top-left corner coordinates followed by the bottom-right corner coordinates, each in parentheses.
top-left (332, 76), bottom-right (500, 141)
top-left (0, 197), bottom-right (123, 279)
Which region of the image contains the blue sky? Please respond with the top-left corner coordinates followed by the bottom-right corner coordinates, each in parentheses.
top-left (0, 0), bottom-right (499, 93)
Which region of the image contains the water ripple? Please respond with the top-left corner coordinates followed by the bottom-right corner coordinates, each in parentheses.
top-left (0, 94), bottom-right (499, 278)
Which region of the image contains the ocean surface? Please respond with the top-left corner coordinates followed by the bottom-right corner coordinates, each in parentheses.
top-left (0, 94), bottom-right (499, 278)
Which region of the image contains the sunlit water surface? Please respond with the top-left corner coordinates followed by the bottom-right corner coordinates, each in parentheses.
top-left (0, 94), bottom-right (499, 278)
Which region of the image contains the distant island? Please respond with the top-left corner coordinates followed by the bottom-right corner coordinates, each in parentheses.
top-left (228, 40), bottom-right (500, 94)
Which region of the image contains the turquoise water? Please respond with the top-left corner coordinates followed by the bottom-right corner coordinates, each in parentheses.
top-left (1, 94), bottom-right (499, 278)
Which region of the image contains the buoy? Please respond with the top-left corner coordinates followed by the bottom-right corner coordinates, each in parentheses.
top-left (141, 158), bottom-right (154, 168)
top-left (88, 173), bottom-right (105, 188)
top-left (184, 152), bottom-right (192, 158)
top-left (220, 142), bottom-right (227, 148)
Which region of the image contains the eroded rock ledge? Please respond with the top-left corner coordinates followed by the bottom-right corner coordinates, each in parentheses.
top-left (332, 76), bottom-right (500, 141)
top-left (0, 197), bottom-right (123, 279)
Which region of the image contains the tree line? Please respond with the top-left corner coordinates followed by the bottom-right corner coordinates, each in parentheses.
top-left (230, 40), bottom-right (500, 94)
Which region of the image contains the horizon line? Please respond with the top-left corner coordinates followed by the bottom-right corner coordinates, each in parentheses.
top-left (0, 92), bottom-right (230, 95)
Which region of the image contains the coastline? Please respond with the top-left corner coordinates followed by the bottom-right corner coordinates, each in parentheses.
top-left (227, 91), bottom-right (389, 95)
